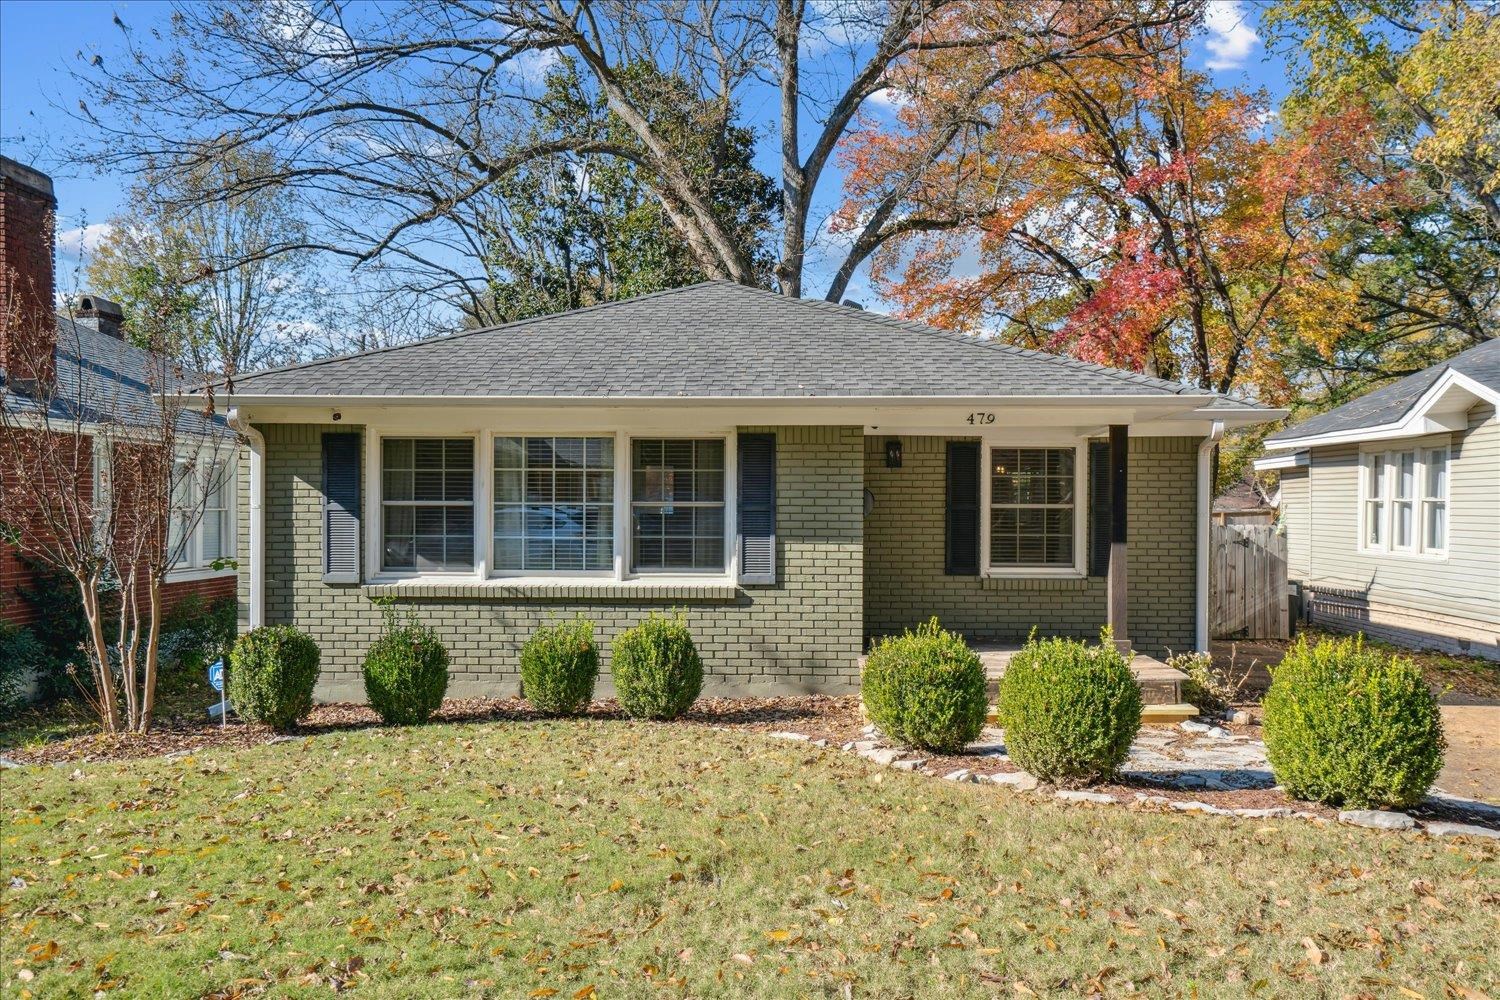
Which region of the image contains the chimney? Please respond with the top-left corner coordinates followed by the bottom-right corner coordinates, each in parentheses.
top-left (0, 155), bottom-right (57, 389)
top-left (841, 299), bottom-right (864, 310)
top-left (76, 294), bottom-right (125, 339)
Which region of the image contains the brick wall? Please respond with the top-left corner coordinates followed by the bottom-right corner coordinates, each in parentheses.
top-left (863, 435), bottom-right (1199, 657)
top-left (1, 428), bottom-right (237, 627)
top-left (241, 423), bottom-right (865, 701)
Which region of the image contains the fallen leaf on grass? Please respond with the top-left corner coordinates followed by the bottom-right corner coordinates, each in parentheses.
top-left (1301, 937), bottom-right (1326, 965)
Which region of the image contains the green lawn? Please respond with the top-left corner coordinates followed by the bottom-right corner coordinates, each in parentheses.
top-left (3, 721), bottom-right (1496, 998)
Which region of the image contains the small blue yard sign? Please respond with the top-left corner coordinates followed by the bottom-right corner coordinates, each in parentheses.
top-left (208, 659), bottom-right (226, 727)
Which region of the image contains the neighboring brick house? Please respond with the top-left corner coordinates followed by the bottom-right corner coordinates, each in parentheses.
top-left (0, 156), bottom-right (237, 627)
top-left (1258, 339), bottom-right (1500, 660)
top-left (214, 281), bottom-right (1278, 701)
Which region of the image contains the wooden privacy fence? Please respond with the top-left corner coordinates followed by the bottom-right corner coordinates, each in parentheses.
top-left (1210, 524), bottom-right (1290, 640)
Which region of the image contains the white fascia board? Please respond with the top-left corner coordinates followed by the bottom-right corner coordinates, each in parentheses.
top-left (201, 392), bottom-right (1224, 408)
top-left (1253, 451), bottom-right (1309, 471)
top-left (1264, 369), bottom-right (1497, 451)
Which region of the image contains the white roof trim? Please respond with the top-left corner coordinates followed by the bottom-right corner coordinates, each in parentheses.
top-left (1253, 450), bottom-right (1309, 471)
top-left (1264, 369), bottom-right (1498, 450)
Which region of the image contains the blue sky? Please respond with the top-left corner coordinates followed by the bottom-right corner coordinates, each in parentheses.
top-left (1, 0), bottom-right (1290, 309)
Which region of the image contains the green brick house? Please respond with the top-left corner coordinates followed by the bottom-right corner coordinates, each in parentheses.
top-left (219, 282), bottom-right (1279, 701)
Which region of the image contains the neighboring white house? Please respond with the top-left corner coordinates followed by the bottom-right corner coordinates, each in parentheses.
top-left (1258, 338), bottom-right (1500, 661)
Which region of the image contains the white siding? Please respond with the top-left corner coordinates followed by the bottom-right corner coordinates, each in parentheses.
top-left (1280, 468), bottom-right (1311, 579)
top-left (1280, 403), bottom-right (1500, 650)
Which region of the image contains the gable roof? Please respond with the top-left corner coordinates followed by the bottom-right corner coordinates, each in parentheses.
top-left (221, 281), bottom-right (1263, 406)
top-left (1265, 338), bottom-right (1500, 448)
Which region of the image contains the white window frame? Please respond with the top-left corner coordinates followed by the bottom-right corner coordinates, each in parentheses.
top-left (365, 423), bottom-right (737, 586)
top-left (627, 435), bottom-right (733, 577)
top-left (1420, 445), bottom-right (1450, 555)
top-left (485, 431), bottom-right (618, 581)
top-left (1357, 439), bottom-right (1450, 560)
top-left (371, 432), bottom-right (481, 579)
top-left (167, 444), bottom-right (238, 580)
top-left (980, 436), bottom-right (1088, 579)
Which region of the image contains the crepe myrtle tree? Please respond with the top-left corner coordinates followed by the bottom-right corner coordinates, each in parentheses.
top-left (0, 295), bottom-right (236, 734)
top-left (70, 0), bottom-right (1197, 314)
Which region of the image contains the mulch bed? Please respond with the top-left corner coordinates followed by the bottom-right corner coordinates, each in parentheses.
top-left (0, 695), bottom-right (869, 767)
top-left (5, 695), bottom-right (1495, 832)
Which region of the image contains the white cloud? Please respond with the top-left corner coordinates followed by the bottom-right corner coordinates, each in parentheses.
top-left (507, 48), bottom-right (560, 84)
top-left (1202, 1), bottom-right (1259, 71)
top-left (57, 223), bottom-right (113, 258)
top-left (865, 87), bottom-right (909, 114)
top-left (263, 0), bottom-right (355, 63)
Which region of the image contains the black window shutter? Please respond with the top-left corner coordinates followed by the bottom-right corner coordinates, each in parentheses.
top-left (945, 441), bottom-right (980, 576)
top-left (1088, 440), bottom-right (1111, 577)
top-left (322, 433), bottom-right (362, 584)
top-left (737, 432), bottom-right (777, 584)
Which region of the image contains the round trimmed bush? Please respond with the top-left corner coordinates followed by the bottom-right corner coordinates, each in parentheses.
top-left (521, 617), bottom-right (599, 715)
top-left (861, 618), bottom-right (986, 753)
top-left (228, 625), bottom-right (320, 732)
top-left (611, 613), bottom-right (702, 720)
top-left (362, 618), bottom-right (450, 725)
top-left (1263, 634), bottom-right (1444, 808)
top-left (996, 631), bottom-right (1141, 786)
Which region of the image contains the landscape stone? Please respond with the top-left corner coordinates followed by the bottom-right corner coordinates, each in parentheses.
top-left (988, 772), bottom-right (1040, 791)
top-left (1056, 790), bottom-right (1117, 805)
top-left (1338, 810), bottom-right (1417, 831)
top-left (890, 758), bottom-right (927, 771)
top-left (858, 747), bottom-right (900, 766)
top-left (1421, 821), bottom-right (1500, 841)
top-left (942, 769), bottom-right (973, 782)
top-left (767, 731), bottom-right (810, 741)
top-left (1170, 800), bottom-right (1233, 816)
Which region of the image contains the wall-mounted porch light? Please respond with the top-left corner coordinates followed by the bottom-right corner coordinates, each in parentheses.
top-left (885, 438), bottom-right (903, 468)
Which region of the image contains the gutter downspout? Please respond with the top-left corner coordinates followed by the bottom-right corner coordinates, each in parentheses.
top-left (1196, 420), bottom-right (1225, 652)
top-left (227, 409), bottom-right (265, 629)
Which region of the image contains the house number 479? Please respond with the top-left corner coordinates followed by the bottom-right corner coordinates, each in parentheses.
top-left (966, 412), bottom-right (996, 425)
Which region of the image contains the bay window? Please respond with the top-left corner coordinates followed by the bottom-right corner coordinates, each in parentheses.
top-left (1360, 445), bottom-right (1449, 557)
top-left (630, 438), bottom-right (725, 572)
top-left (989, 446), bottom-right (1076, 569)
top-left (381, 437), bottom-right (474, 572)
top-left (493, 436), bottom-right (614, 573)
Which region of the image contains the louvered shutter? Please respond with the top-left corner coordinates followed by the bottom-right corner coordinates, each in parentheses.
top-left (1088, 440), bottom-right (1111, 577)
top-left (737, 432), bottom-right (777, 584)
top-left (945, 441), bottom-right (980, 576)
top-left (322, 433), bottom-right (362, 584)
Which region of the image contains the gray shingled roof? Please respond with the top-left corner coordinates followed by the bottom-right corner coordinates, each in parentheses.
top-left (1268, 338), bottom-right (1500, 444)
top-left (223, 281), bottom-right (1261, 403)
top-left (3, 318), bottom-right (227, 437)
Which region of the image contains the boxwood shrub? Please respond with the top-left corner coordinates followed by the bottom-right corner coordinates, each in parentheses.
top-left (228, 625), bottom-right (320, 732)
top-left (611, 613), bottom-right (702, 720)
top-left (861, 618), bottom-right (987, 753)
top-left (362, 609), bottom-right (450, 725)
top-left (1263, 634), bottom-right (1444, 808)
top-left (996, 631), bottom-right (1141, 786)
top-left (521, 616), bottom-right (599, 715)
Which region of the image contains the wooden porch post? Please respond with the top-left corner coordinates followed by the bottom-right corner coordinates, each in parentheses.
top-left (1107, 424), bottom-right (1129, 652)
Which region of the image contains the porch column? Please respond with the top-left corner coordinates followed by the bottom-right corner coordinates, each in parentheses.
top-left (1107, 424), bottom-right (1129, 652)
